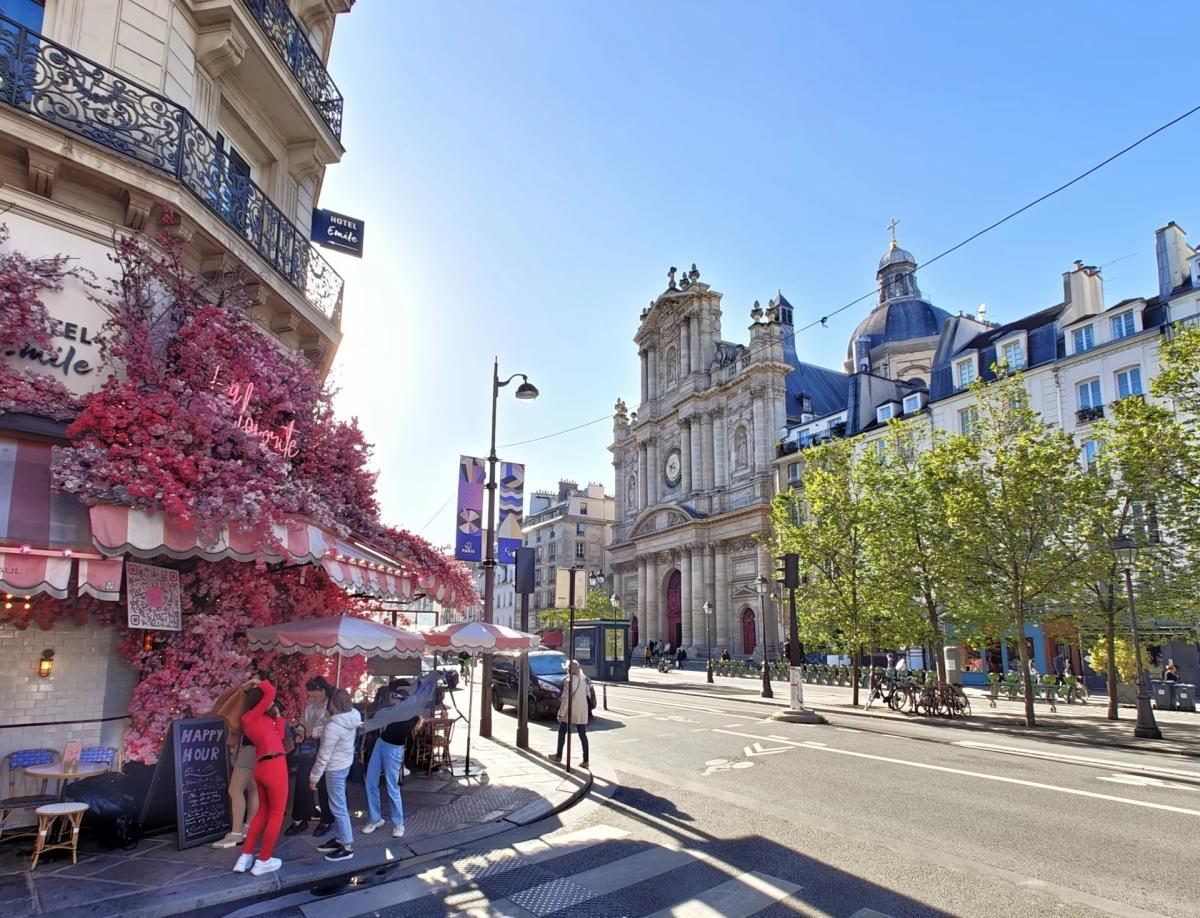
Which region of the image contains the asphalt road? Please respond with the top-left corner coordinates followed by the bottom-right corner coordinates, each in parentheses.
top-left (229, 675), bottom-right (1198, 918)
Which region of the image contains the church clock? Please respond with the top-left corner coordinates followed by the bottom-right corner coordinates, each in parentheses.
top-left (664, 448), bottom-right (682, 488)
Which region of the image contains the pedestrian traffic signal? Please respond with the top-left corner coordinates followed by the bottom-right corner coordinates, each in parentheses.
top-left (776, 553), bottom-right (800, 589)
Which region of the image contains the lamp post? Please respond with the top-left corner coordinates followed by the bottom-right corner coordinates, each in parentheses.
top-left (704, 601), bottom-right (714, 683)
top-left (479, 357), bottom-right (538, 738)
top-left (755, 575), bottom-right (773, 698)
top-left (1110, 534), bottom-right (1162, 740)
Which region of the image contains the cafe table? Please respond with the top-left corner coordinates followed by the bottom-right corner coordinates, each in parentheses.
top-left (23, 762), bottom-right (109, 800)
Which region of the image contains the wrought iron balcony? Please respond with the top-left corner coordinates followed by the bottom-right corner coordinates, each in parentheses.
top-left (0, 16), bottom-right (343, 322)
top-left (239, 0), bottom-right (343, 139)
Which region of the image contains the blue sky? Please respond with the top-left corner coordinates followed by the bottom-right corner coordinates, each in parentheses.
top-left (319, 1), bottom-right (1199, 546)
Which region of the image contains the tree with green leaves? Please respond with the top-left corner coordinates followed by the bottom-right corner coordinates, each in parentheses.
top-left (771, 437), bottom-right (886, 706)
top-left (935, 374), bottom-right (1103, 727)
top-left (536, 588), bottom-right (623, 630)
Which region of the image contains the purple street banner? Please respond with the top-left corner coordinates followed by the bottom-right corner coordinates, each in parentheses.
top-left (454, 456), bottom-right (486, 562)
top-left (497, 461), bottom-right (525, 565)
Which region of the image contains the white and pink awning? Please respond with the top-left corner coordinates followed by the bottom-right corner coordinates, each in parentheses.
top-left (246, 614), bottom-right (425, 659)
top-left (423, 621), bottom-right (540, 652)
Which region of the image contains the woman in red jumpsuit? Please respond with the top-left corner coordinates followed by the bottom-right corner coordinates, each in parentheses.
top-left (232, 676), bottom-right (288, 876)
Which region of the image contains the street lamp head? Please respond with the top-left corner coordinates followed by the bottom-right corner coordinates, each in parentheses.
top-left (515, 379), bottom-right (539, 400)
top-left (1110, 533), bottom-right (1138, 570)
top-left (754, 575), bottom-right (767, 596)
top-left (703, 601), bottom-right (713, 615)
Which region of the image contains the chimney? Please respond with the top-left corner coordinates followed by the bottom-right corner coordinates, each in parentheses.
top-left (1155, 222), bottom-right (1195, 299)
top-left (1061, 261), bottom-right (1104, 325)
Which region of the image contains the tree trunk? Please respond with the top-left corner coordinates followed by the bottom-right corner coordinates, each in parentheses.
top-left (851, 643), bottom-right (861, 706)
top-left (1105, 611), bottom-right (1118, 721)
top-left (926, 597), bottom-right (947, 683)
top-left (1014, 596), bottom-right (1036, 727)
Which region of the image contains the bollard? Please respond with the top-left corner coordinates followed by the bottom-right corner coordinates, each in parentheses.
top-left (603, 683), bottom-right (608, 710)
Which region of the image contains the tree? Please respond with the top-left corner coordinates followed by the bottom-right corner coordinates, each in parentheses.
top-left (771, 437), bottom-right (885, 706)
top-left (537, 588), bottom-right (621, 629)
top-left (936, 374), bottom-right (1102, 726)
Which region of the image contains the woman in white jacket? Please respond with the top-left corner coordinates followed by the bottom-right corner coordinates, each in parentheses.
top-left (308, 689), bottom-right (361, 862)
top-left (550, 660), bottom-right (591, 769)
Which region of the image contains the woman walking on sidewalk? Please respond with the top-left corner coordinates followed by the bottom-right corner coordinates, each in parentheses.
top-left (232, 676), bottom-right (288, 877)
top-left (550, 660), bottom-right (591, 769)
top-left (309, 689), bottom-right (361, 862)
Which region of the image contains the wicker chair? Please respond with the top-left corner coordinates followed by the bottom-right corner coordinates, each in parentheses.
top-left (0, 748), bottom-right (62, 840)
top-left (80, 746), bottom-right (119, 771)
top-left (425, 718), bottom-right (455, 775)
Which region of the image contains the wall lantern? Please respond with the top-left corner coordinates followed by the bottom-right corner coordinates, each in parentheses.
top-left (38, 649), bottom-right (55, 678)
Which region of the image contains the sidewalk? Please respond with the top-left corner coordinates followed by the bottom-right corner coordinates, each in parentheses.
top-left (0, 718), bottom-right (588, 918)
top-left (624, 665), bottom-right (1200, 758)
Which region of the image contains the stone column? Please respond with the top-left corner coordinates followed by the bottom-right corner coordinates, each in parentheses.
top-left (680, 547), bottom-right (693, 649)
top-left (680, 419), bottom-right (692, 494)
top-left (639, 349), bottom-right (648, 404)
top-left (645, 553), bottom-right (658, 643)
top-left (690, 416), bottom-right (703, 493)
top-left (681, 320), bottom-right (691, 376)
top-left (636, 557), bottom-right (646, 646)
top-left (647, 348), bottom-right (657, 401)
top-left (700, 412), bottom-right (714, 491)
top-left (689, 544), bottom-right (705, 654)
top-left (751, 389), bottom-right (765, 474)
top-left (647, 439), bottom-right (659, 507)
top-left (713, 543), bottom-right (730, 653)
top-left (637, 442), bottom-right (648, 509)
top-left (714, 411), bottom-right (728, 489)
top-left (691, 316), bottom-right (703, 374)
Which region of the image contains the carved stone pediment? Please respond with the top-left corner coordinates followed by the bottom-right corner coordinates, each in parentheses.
top-left (731, 584), bottom-right (761, 599)
top-left (630, 505), bottom-right (691, 538)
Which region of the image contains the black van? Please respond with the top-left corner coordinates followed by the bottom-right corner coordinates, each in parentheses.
top-left (491, 651), bottom-right (594, 719)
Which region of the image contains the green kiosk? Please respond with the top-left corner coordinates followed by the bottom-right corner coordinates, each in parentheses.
top-left (571, 619), bottom-right (631, 683)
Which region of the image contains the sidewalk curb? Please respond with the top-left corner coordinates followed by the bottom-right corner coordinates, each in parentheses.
top-left (51, 740), bottom-right (594, 918)
top-left (624, 677), bottom-right (1200, 760)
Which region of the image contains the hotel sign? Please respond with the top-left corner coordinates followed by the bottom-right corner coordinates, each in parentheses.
top-left (311, 208), bottom-right (365, 258)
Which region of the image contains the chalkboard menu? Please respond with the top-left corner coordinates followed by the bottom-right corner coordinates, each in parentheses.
top-left (141, 717), bottom-right (231, 849)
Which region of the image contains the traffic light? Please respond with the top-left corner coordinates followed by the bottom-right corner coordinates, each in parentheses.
top-left (776, 553), bottom-right (800, 589)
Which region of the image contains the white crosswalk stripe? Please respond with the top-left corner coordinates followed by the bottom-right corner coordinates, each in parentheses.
top-left (298, 823), bottom-right (817, 918)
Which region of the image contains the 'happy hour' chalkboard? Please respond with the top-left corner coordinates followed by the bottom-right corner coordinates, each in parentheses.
top-left (167, 718), bottom-right (231, 849)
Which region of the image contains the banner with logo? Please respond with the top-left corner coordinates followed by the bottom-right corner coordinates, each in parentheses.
top-left (454, 456), bottom-right (486, 562)
top-left (496, 461), bottom-right (525, 565)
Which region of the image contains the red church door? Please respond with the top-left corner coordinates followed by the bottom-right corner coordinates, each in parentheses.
top-left (666, 570), bottom-right (682, 646)
top-left (741, 609), bottom-right (757, 655)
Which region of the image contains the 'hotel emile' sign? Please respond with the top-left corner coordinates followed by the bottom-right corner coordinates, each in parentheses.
top-left (311, 208), bottom-right (365, 258)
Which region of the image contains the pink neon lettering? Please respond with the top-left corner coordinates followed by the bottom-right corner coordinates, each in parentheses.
top-left (210, 365), bottom-right (303, 460)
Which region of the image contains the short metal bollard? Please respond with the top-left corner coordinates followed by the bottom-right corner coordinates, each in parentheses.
top-left (603, 683), bottom-right (608, 710)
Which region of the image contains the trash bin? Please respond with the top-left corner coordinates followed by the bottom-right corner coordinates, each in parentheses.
top-left (1176, 683), bottom-right (1196, 713)
top-left (1151, 680), bottom-right (1174, 710)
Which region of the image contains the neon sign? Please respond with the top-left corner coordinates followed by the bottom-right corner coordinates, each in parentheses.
top-left (209, 366), bottom-right (300, 459)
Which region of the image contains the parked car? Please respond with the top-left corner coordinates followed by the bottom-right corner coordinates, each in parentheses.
top-left (491, 650), bottom-right (595, 720)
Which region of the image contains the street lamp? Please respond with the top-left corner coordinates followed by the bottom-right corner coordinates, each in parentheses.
top-left (704, 601), bottom-right (714, 683)
top-left (754, 575), bottom-right (774, 698)
top-left (480, 358), bottom-right (538, 738)
top-left (1110, 533), bottom-right (1162, 740)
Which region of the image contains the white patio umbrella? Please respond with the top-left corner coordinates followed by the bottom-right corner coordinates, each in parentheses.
top-left (423, 621), bottom-right (539, 776)
top-left (247, 614), bottom-right (425, 686)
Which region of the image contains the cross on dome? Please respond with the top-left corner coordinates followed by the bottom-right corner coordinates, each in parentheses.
top-left (887, 216), bottom-right (901, 249)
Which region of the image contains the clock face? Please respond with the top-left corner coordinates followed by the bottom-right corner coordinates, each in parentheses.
top-left (664, 449), bottom-right (682, 486)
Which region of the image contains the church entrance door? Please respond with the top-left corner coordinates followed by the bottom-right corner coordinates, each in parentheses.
top-left (741, 608), bottom-right (757, 656)
top-left (666, 570), bottom-right (682, 647)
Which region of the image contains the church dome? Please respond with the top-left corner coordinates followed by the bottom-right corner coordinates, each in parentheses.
top-left (846, 298), bottom-right (951, 359)
top-left (878, 245), bottom-right (916, 271)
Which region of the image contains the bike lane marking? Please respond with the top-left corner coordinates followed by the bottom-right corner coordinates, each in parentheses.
top-left (952, 740), bottom-right (1200, 780)
top-left (711, 729), bottom-right (1200, 818)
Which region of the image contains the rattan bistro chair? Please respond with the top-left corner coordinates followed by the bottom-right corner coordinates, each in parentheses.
top-left (426, 718), bottom-right (455, 776)
top-left (80, 746), bottom-right (119, 771)
top-left (0, 749), bottom-right (61, 840)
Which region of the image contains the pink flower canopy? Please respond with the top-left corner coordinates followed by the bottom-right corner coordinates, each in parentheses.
top-left (423, 621), bottom-right (540, 652)
top-left (247, 614), bottom-right (425, 659)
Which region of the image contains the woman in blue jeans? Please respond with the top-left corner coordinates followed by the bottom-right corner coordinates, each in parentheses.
top-left (362, 686), bottom-right (420, 838)
top-left (308, 690), bottom-right (361, 862)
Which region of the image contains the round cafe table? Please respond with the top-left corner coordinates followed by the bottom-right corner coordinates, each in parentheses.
top-left (23, 762), bottom-right (108, 799)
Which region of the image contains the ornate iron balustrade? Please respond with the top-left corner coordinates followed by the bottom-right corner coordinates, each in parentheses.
top-left (0, 15), bottom-right (343, 322)
top-left (239, 0), bottom-right (343, 139)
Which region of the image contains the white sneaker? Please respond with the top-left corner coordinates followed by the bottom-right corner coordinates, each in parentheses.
top-left (212, 832), bottom-right (244, 849)
top-left (250, 857), bottom-right (281, 876)
top-left (401, 765), bottom-right (412, 777)
top-left (392, 825), bottom-right (406, 839)
top-left (361, 819), bottom-right (385, 834)
top-left (232, 853), bottom-right (254, 873)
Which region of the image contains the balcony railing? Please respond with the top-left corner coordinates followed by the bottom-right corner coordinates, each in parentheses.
top-left (1076, 405), bottom-right (1105, 425)
top-left (0, 16), bottom-right (343, 322)
top-left (238, 0), bottom-right (343, 139)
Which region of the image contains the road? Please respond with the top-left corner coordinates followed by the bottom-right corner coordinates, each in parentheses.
top-left (229, 674), bottom-right (1198, 918)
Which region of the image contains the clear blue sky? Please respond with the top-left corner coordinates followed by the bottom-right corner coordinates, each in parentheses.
top-left (319, 1), bottom-right (1199, 547)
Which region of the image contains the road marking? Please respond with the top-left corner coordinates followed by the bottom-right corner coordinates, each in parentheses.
top-left (1097, 774), bottom-right (1200, 792)
top-left (643, 869), bottom-right (802, 918)
top-left (724, 722), bottom-right (744, 727)
top-left (953, 740), bottom-right (1200, 780)
top-left (702, 757), bottom-right (754, 776)
top-left (743, 742), bottom-right (791, 758)
top-left (836, 727), bottom-right (863, 733)
top-left (711, 729), bottom-right (1200, 818)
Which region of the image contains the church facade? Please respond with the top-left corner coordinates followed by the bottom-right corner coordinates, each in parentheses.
top-left (607, 265), bottom-right (847, 659)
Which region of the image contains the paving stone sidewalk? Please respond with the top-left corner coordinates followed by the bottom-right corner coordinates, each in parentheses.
top-left (625, 664), bottom-right (1200, 758)
top-left (0, 723), bottom-right (588, 918)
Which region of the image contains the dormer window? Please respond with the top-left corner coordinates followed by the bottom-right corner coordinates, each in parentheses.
top-left (876, 403), bottom-right (897, 424)
top-left (902, 393), bottom-right (923, 415)
top-left (1000, 339), bottom-right (1024, 371)
top-left (1072, 325), bottom-right (1095, 354)
top-left (1110, 311), bottom-right (1136, 340)
top-left (955, 356), bottom-right (977, 390)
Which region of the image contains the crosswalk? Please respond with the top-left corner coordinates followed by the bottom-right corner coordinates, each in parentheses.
top-left (274, 823), bottom-right (896, 918)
